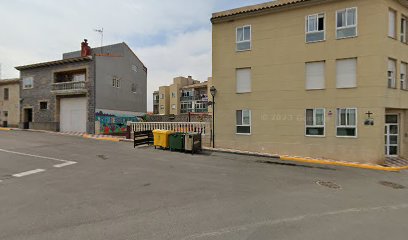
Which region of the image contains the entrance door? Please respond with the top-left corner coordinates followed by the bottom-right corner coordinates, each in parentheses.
top-left (60, 97), bottom-right (87, 133)
top-left (385, 114), bottom-right (399, 157)
top-left (23, 108), bottom-right (33, 129)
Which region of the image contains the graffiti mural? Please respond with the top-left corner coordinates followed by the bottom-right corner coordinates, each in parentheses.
top-left (95, 110), bottom-right (140, 134)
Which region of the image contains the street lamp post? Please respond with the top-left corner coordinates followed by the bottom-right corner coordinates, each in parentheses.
top-left (210, 86), bottom-right (217, 148)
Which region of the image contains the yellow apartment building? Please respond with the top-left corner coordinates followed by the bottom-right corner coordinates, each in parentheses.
top-left (211, 0), bottom-right (408, 164)
top-left (0, 79), bottom-right (20, 127)
top-left (153, 76), bottom-right (213, 115)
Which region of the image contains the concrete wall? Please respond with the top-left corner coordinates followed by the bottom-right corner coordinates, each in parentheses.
top-left (0, 81), bottom-right (20, 127)
top-left (19, 61), bottom-right (95, 133)
top-left (64, 43), bottom-right (147, 114)
top-left (212, 0), bottom-right (408, 164)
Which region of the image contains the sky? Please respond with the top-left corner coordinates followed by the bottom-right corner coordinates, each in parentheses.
top-left (0, 0), bottom-right (267, 111)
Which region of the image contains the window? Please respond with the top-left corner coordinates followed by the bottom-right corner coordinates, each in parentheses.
top-left (236, 68), bottom-right (251, 93)
top-left (171, 104), bottom-right (176, 110)
top-left (23, 77), bottom-right (33, 89)
top-left (336, 58), bottom-right (357, 88)
top-left (131, 83), bottom-right (137, 93)
top-left (336, 108), bottom-right (357, 137)
top-left (306, 61), bottom-right (325, 90)
top-left (306, 109), bottom-right (325, 136)
top-left (401, 62), bottom-right (407, 90)
top-left (4, 111), bottom-right (8, 117)
top-left (388, 58), bottom-right (397, 89)
top-left (389, 9), bottom-right (397, 38)
top-left (171, 92), bottom-right (176, 98)
top-left (160, 105), bottom-right (164, 110)
top-left (236, 109), bottom-right (251, 134)
top-left (112, 77), bottom-right (120, 88)
top-left (73, 74), bottom-right (85, 82)
top-left (336, 7), bottom-right (357, 39)
top-left (236, 26), bottom-right (251, 51)
top-left (40, 101), bottom-right (48, 110)
top-left (4, 88), bottom-right (9, 100)
top-left (401, 16), bottom-right (407, 43)
top-left (306, 13), bottom-right (325, 42)
top-left (160, 94), bottom-right (164, 99)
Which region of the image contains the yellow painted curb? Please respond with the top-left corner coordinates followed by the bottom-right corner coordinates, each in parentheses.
top-left (280, 156), bottom-right (406, 172)
top-left (0, 128), bottom-right (11, 131)
top-left (82, 134), bottom-right (121, 142)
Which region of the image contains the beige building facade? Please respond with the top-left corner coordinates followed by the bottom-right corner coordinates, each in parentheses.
top-left (212, 0), bottom-right (408, 164)
top-left (0, 79), bottom-right (20, 127)
top-left (154, 76), bottom-right (213, 115)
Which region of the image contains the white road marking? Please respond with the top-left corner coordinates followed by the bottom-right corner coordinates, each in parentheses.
top-left (12, 169), bottom-right (46, 178)
top-left (181, 203), bottom-right (408, 240)
top-left (0, 148), bottom-right (77, 169)
top-left (53, 161), bottom-right (77, 168)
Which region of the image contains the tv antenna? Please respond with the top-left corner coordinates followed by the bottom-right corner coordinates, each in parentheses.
top-left (94, 28), bottom-right (104, 54)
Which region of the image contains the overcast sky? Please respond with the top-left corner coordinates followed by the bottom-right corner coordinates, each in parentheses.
top-left (0, 0), bottom-right (266, 111)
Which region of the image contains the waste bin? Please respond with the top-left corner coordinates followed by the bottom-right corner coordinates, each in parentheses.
top-left (169, 133), bottom-right (186, 151)
top-left (185, 132), bottom-right (202, 154)
top-left (153, 129), bottom-right (174, 149)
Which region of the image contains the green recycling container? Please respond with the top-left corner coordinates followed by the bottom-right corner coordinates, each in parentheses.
top-left (169, 133), bottom-right (186, 151)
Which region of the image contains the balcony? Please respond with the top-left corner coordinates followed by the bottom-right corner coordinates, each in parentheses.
top-left (153, 100), bottom-right (159, 105)
top-left (51, 81), bottom-right (87, 95)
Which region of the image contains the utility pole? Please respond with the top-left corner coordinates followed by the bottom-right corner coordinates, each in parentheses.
top-left (94, 28), bottom-right (104, 54)
top-left (0, 63), bottom-right (2, 80)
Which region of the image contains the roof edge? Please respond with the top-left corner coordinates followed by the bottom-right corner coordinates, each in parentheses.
top-left (211, 0), bottom-right (333, 23)
top-left (15, 56), bottom-right (93, 71)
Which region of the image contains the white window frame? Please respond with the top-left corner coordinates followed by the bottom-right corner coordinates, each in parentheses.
top-left (22, 77), bottom-right (34, 89)
top-left (305, 13), bottom-right (326, 43)
top-left (336, 58), bottom-right (357, 89)
top-left (236, 109), bottom-right (252, 135)
top-left (388, 58), bottom-right (397, 89)
top-left (388, 9), bottom-right (397, 39)
top-left (401, 62), bottom-right (408, 90)
top-left (401, 16), bottom-right (407, 43)
top-left (305, 108), bottom-right (325, 137)
top-left (112, 78), bottom-right (120, 88)
top-left (236, 25), bottom-right (252, 52)
top-left (171, 104), bottom-right (176, 110)
top-left (336, 108), bottom-right (358, 138)
top-left (336, 7), bottom-right (358, 39)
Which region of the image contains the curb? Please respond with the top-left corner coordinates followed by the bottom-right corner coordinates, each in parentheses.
top-left (82, 134), bottom-right (121, 142)
top-left (203, 147), bottom-right (408, 172)
top-left (0, 128), bottom-right (12, 131)
top-left (280, 156), bottom-right (407, 172)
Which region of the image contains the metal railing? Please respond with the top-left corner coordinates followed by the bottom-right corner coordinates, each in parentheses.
top-left (52, 81), bottom-right (86, 91)
top-left (129, 122), bottom-right (210, 135)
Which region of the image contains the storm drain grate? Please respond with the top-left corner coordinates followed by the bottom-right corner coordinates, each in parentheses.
top-left (379, 181), bottom-right (406, 189)
top-left (316, 180), bottom-right (341, 190)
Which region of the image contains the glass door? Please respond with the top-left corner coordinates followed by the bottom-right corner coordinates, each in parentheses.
top-left (385, 115), bottom-right (399, 157)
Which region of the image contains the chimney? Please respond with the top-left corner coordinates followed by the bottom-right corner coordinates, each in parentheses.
top-left (81, 39), bottom-right (92, 57)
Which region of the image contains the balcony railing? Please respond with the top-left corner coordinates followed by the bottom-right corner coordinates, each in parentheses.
top-left (129, 122), bottom-right (210, 135)
top-left (51, 81), bottom-right (87, 94)
top-left (180, 96), bottom-right (209, 102)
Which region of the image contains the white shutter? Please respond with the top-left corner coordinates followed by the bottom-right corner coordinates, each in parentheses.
top-left (401, 63), bottom-right (407, 76)
top-left (236, 68), bottom-right (251, 93)
top-left (388, 59), bottom-right (396, 72)
top-left (336, 58), bottom-right (357, 88)
top-left (389, 10), bottom-right (396, 38)
top-left (306, 62), bottom-right (325, 90)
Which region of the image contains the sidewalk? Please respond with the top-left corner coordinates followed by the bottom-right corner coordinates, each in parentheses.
top-left (203, 147), bottom-right (408, 172)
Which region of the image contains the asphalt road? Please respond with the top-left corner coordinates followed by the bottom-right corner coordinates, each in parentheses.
top-left (0, 130), bottom-right (407, 240)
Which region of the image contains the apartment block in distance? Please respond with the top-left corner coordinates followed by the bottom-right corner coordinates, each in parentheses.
top-left (16, 41), bottom-right (147, 134)
top-left (0, 78), bottom-right (20, 127)
top-left (212, 0), bottom-right (408, 164)
top-left (153, 76), bottom-right (212, 115)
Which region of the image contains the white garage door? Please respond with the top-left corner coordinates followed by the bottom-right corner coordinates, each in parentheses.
top-left (60, 97), bottom-right (87, 133)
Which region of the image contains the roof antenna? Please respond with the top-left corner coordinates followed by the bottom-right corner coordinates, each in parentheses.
top-left (94, 28), bottom-right (104, 55)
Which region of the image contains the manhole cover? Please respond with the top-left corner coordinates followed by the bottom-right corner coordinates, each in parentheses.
top-left (316, 180), bottom-right (341, 189)
top-left (97, 155), bottom-right (109, 160)
top-left (379, 181), bottom-right (406, 189)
